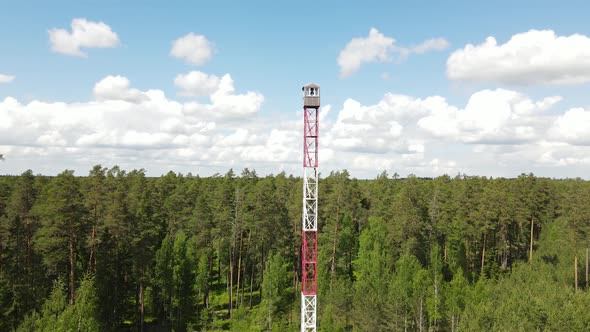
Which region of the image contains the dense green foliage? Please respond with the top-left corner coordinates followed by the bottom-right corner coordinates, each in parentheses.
top-left (1, 167), bottom-right (590, 331)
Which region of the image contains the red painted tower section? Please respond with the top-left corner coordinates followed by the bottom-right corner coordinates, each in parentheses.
top-left (301, 222), bottom-right (318, 294)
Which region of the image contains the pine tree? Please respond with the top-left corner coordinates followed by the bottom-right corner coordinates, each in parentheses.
top-left (0, 170), bottom-right (41, 325)
top-left (82, 165), bottom-right (107, 275)
top-left (34, 170), bottom-right (86, 305)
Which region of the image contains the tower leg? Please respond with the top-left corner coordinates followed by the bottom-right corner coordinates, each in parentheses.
top-left (301, 104), bottom-right (319, 332)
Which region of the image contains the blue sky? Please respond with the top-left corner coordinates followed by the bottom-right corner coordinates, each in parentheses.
top-left (2, 1), bottom-right (590, 178)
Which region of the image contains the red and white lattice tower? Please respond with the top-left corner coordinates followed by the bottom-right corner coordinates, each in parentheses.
top-left (301, 83), bottom-right (320, 332)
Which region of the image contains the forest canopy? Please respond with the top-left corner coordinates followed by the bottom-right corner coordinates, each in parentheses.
top-left (1, 166), bottom-right (590, 331)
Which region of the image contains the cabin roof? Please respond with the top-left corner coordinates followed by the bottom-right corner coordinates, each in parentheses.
top-left (303, 83), bottom-right (319, 89)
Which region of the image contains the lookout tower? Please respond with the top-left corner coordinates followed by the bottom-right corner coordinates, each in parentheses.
top-left (301, 83), bottom-right (320, 332)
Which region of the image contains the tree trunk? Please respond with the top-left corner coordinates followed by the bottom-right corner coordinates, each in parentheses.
top-left (140, 277), bottom-right (145, 332)
top-left (419, 297), bottom-right (423, 332)
top-left (88, 204), bottom-right (98, 274)
top-left (586, 246), bottom-right (588, 289)
top-left (217, 255), bottom-right (221, 287)
top-left (481, 232), bottom-right (487, 276)
top-left (206, 253), bottom-right (213, 309)
top-left (69, 231), bottom-right (76, 304)
top-left (24, 217), bottom-right (32, 276)
top-left (241, 230), bottom-right (251, 307)
top-left (115, 244), bottom-right (120, 323)
top-left (404, 315), bottom-right (407, 332)
top-left (329, 220), bottom-right (339, 289)
top-left (229, 251), bottom-right (233, 318)
top-left (236, 231), bottom-right (243, 309)
top-left (433, 272), bottom-right (438, 331)
top-left (575, 255), bottom-right (579, 291)
top-left (502, 229), bottom-right (509, 270)
top-left (23, 216), bottom-right (33, 310)
top-left (88, 224), bottom-right (97, 273)
top-left (465, 238), bottom-right (471, 274)
top-left (249, 263), bottom-right (255, 308)
top-left (529, 214), bottom-right (534, 263)
top-left (230, 187), bottom-right (239, 316)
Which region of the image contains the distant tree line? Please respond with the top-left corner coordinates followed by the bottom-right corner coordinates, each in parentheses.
top-left (1, 166), bottom-right (590, 331)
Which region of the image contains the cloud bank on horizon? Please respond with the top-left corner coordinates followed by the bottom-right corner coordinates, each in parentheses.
top-left (1, 72), bottom-right (589, 177)
top-left (2, 15), bottom-right (590, 178)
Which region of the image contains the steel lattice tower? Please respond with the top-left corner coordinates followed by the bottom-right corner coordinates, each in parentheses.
top-left (301, 84), bottom-right (319, 332)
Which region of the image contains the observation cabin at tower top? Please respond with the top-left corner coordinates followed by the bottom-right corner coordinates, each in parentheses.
top-left (302, 83), bottom-right (320, 108)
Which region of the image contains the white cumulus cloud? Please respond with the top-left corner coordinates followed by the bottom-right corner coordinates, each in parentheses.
top-left (323, 93), bottom-right (447, 159)
top-left (447, 29), bottom-right (590, 85)
top-left (93, 75), bottom-right (148, 103)
top-left (338, 28), bottom-right (396, 78)
top-left (338, 28), bottom-right (449, 78)
top-left (327, 98), bottom-right (406, 153)
top-left (170, 33), bottom-right (214, 66)
top-left (0, 74), bottom-right (258, 167)
top-left (174, 71), bottom-right (220, 97)
top-left (48, 18), bottom-right (120, 56)
top-left (0, 74), bottom-right (15, 83)
top-left (549, 108), bottom-right (590, 145)
top-left (182, 74), bottom-right (264, 120)
top-left (417, 89), bottom-right (561, 144)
